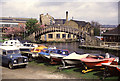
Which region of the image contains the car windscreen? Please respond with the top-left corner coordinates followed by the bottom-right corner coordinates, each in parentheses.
top-left (7, 50), bottom-right (20, 54)
top-left (7, 50), bottom-right (14, 54)
top-left (14, 50), bottom-right (20, 54)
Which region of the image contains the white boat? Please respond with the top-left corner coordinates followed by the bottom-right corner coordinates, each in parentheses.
top-left (2, 39), bottom-right (23, 46)
top-left (62, 52), bottom-right (89, 65)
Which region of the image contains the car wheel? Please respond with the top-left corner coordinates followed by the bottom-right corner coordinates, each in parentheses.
top-left (22, 64), bottom-right (27, 68)
top-left (8, 62), bottom-right (14, 69)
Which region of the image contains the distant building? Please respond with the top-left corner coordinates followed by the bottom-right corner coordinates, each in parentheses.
top-left (54, 19), bottom-right (66, 25)
top-left (64, 20), bottom-right (94, 36)
top-left (102, 24), bottom-right (120, 47)
top-left (103, 25), bottom-right (120, 42)
top-left (0, 17), bottom-right (32, 39)
top-left (39, 13), bottom-right (55, 25)
top-left (100, 25), bottom-right (117, 34)
top-left (0, 17), bottom-right (31, 23)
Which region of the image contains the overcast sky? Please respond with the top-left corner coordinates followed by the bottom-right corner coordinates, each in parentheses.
top-left (0, 0), bottom-right (119, 25)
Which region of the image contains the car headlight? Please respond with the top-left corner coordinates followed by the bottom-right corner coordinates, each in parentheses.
top-left (14, 60), bottom-right (17, 63)
top-left (24, 59), bottom-right (27, 61)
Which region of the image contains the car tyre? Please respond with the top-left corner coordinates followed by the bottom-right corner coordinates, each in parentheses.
top-left (22, 64), bottom-right (27, 68)
top-left (8, 62), bottom-right (14, 69)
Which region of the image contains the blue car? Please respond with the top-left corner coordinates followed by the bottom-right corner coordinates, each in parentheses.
top-left (0, 46), bottom-right (28, 69)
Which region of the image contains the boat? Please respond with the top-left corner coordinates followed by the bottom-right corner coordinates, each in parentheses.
top-left (102, 63), bottom-right (120, 73)
top-left (80, 54), bottom-right (115, 68)
top-left (31, 45), bottom-right (47, 58)
top-left (2, 39), bottom-right (23, 46)
top-left (62, 52), bottom-right (89, 65)
top-left (38, 48), bottom-right (56, 61)
top-left (50, 49), bottom-right (70, 64)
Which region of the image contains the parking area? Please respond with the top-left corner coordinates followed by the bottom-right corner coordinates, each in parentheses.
top-left (1, 63), bottom-right (74, 79)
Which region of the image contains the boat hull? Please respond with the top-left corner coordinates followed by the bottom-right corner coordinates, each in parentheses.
top-left (81, 58), bottom-right (115, 68)
top-left (63, 59), bottom-right (82, 65)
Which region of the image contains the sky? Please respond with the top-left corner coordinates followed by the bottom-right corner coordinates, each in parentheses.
top-left (0, 0), bottom-right (119, 25)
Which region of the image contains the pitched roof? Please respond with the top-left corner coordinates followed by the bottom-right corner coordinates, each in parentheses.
top-left (70, 20), bottom-right (90, 27)
top-left (103, 24), bottom-right (120, 36)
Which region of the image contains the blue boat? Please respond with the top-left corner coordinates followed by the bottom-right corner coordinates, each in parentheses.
top-left (50, 49), bottom-right (70, 64)
top-left (38, 48), bottom-right (56, 60)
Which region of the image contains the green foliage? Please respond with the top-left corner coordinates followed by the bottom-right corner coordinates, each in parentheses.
top-left (94, 27), bottom-right (100, 36)
top-left (25, 19), bottom-right (40, 34)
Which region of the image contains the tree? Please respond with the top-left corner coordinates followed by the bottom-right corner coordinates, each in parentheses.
top-left (4, 26), bottom-right (25, 39)
top-left (25, 19), bottom-right (40, 34)
top-left (91, 21), bottom-right (101, 36)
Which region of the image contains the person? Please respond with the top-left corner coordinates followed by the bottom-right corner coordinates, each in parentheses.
top-left (105, 53), bottom-right (110, 58)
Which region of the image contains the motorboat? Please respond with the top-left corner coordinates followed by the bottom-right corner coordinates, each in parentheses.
top-left (80, 54), bottom-right (115, 68)
top-left (102, 63), bottom-right (120, 72)
top-left (50, 49), bottom-right (70, 64)
top-left (38, 48), bottom-right (56, 61)
top-left (62, 52), bottom-right (89, 65)
top-left (31, 45), bottom-right (47, 58)
top-left (2, 39), bottom-right (23, 46)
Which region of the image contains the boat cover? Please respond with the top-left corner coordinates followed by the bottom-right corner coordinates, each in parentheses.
top-left (63, 52), bottom-right (89, 60)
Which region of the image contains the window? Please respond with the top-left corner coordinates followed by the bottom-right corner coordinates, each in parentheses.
top-left (48, 34), bottom-right (53, 38)
top-left (62, 34), bottom-right (66, 38)
top-left (3, 50), bottom-right (6, 55)
top-left (56, 34), bottom-right (60, 38)
top-left (14, 50), bottom-right (20, 54)
top-left (68, 34), bottom-right (71, 38)
top-left (7, 50), bottom-right (13, 54)
top-left (73, 35), bottom-right (75, 38)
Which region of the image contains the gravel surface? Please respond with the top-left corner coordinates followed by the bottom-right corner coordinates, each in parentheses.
top-left (2, 63), bottom-right (75, 79)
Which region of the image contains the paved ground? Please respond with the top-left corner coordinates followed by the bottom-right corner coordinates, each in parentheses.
top-left (1, 63), bottom-right (75, 79)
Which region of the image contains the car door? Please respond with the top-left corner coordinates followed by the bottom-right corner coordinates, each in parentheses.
top-left (2, 50), bottom-right (9, 65)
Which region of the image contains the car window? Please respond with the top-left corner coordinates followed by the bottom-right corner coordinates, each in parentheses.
top-left (14, 50), bottom-right (20, 54)
top-left (7, 50), bottom-right (14, 54)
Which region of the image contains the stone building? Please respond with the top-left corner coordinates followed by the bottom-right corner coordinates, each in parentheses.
top-left (64, 20), bottom-right (94, 36)
top-left (39, 13), bottom-right (55, 25)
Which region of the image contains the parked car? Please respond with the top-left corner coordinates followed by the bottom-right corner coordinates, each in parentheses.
top-left (0, 46), bottom-right (28, 69)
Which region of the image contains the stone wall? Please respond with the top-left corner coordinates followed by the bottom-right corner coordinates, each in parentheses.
top-left (85, 34), bottom-right (102, 46)
top-left (64, 21), bottom-right (79, 29)
top-left (26, 32), bottom-right (36, 42)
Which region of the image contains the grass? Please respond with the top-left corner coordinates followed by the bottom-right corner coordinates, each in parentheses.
top-left (29, 61), bottom-right (119, 80)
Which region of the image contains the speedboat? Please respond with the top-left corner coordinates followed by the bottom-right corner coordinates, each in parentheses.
top-left (50, 49), bottom-right (70, 64)
top-left (38, 48), bottom-right (56, 61)
top-left (62, 52), bottom-right (89, 66)
top-left (80, 54), bottom-right (115, 68)
top-left (102, 63), bottom-right (120, 76)
top-left (31, 45), bottom-right (47, 58)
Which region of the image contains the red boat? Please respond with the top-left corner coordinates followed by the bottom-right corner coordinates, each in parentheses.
top-left (102, 63), bottom-right (120, 76)
top-left (80, 55), bottom-right (115, 68)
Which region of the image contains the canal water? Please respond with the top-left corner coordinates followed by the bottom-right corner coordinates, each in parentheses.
top-left (0, 42), bottom-right (119, 57)
top-left (43, 42), bottom-right (120, 57)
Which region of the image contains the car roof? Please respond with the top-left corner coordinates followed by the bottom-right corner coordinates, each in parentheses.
top-left (0, 46), bottom-right (19, 50)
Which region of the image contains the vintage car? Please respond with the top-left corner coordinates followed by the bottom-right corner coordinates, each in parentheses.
top-left (0, 46), bottom-right (28, 69)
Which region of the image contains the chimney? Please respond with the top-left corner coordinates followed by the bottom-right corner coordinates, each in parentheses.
top-left (66, 11), bottom-right (68, 22)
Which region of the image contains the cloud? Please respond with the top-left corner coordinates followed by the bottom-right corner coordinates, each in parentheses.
top-left (0, 1), bottom-right (118, 25)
